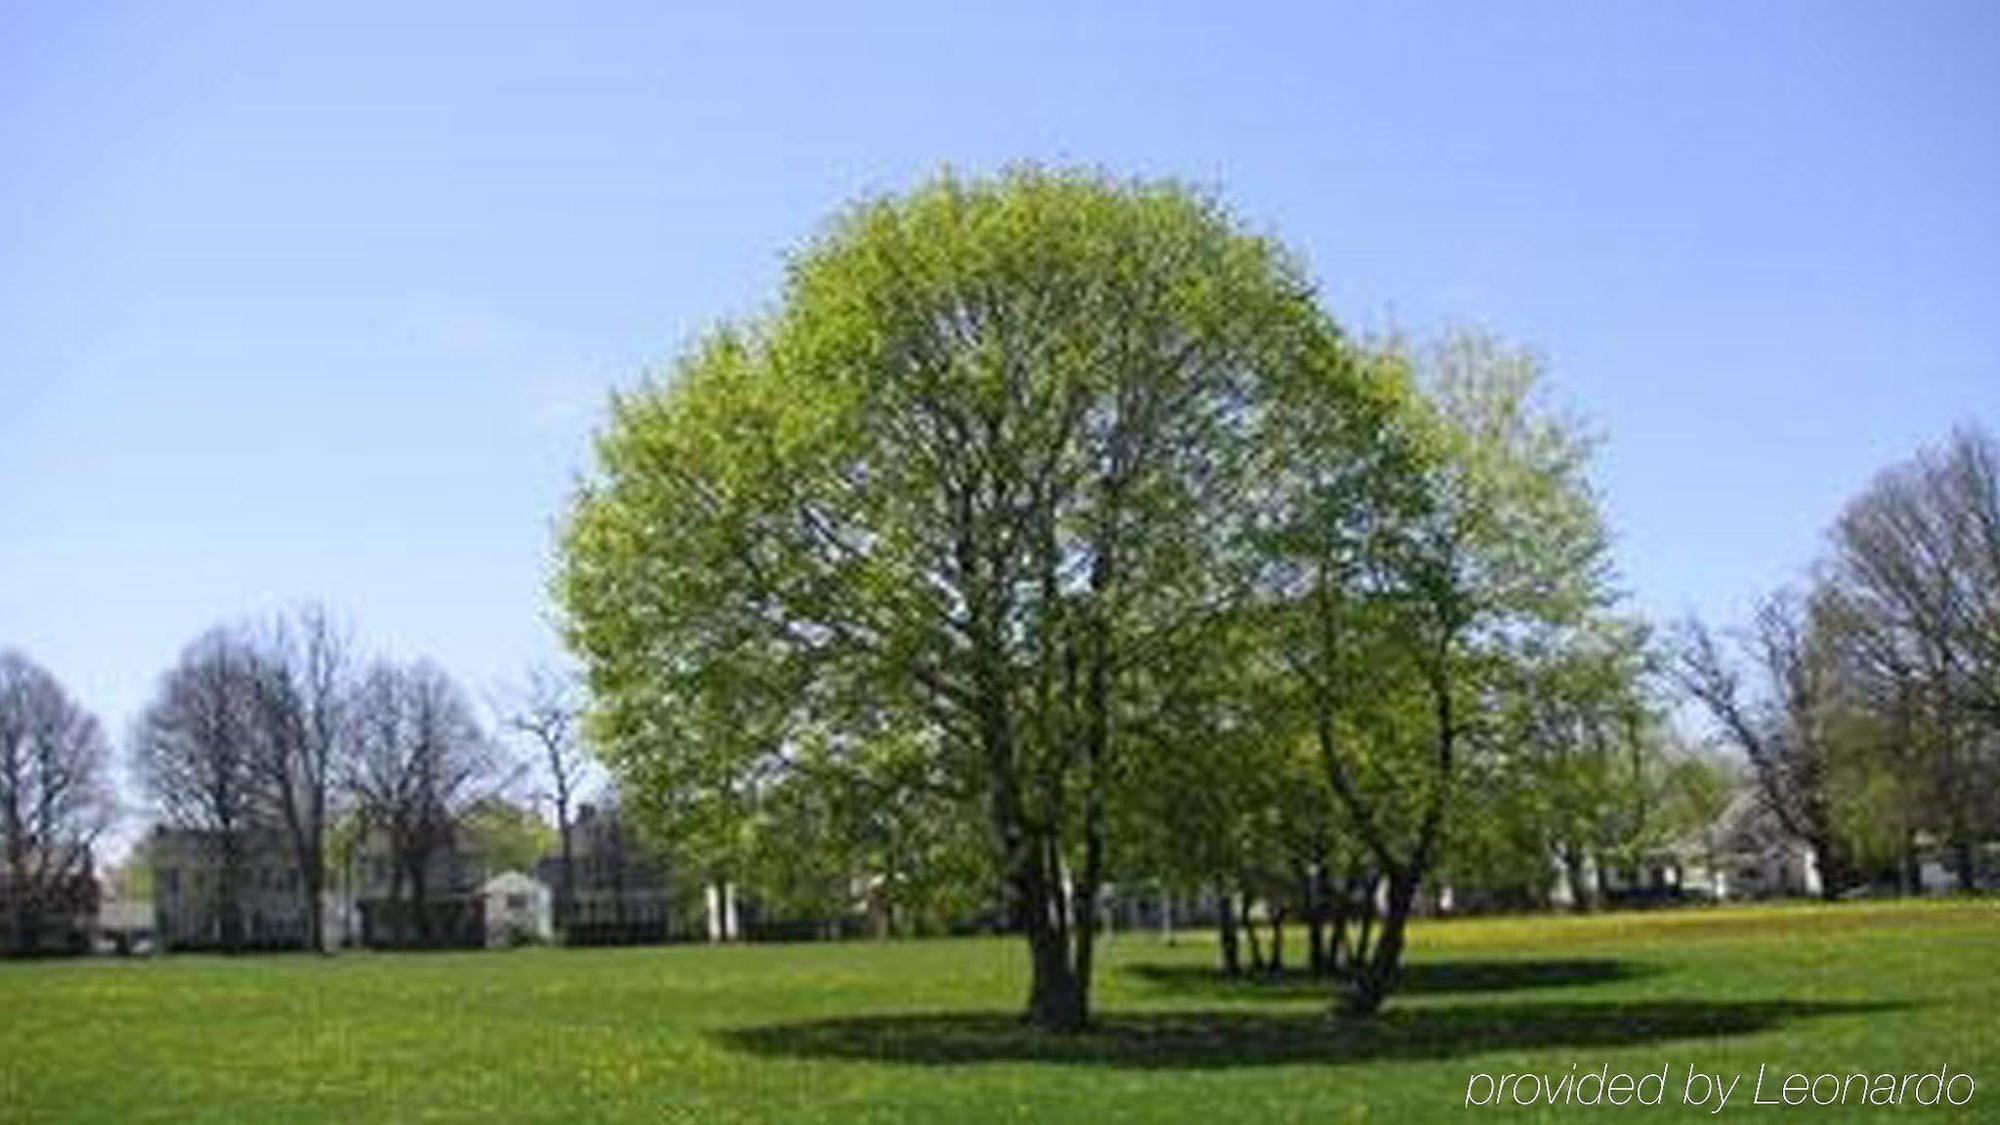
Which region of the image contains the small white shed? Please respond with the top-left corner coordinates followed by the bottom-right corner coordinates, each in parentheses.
top-left (480, 871), bottom-right (553, 947)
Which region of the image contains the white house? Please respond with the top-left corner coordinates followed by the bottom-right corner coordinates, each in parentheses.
top-left (480, 871), bottom-right (552, 947)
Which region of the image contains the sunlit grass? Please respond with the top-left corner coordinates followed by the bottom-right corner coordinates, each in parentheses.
top-left (1, 900), bottom-right (1993, 1122)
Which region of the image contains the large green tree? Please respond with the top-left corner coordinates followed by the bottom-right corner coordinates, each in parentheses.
top-left (558, 168), bottom-right (1407, 1029)
top-left (1256, 328), bottom-right (1617, 1013)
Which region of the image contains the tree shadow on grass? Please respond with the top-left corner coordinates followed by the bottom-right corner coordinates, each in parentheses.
top-left (714, 999), bottom-right (1902, 1070)
top-left (1124, 958), bottom-right (1660, 1003)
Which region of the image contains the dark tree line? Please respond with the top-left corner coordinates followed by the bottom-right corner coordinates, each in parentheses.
top-left (131, 605), bottom-right (509, 950)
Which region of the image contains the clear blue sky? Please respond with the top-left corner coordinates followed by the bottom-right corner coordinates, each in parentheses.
top-left (3, 2), bottom-right (1995, 826)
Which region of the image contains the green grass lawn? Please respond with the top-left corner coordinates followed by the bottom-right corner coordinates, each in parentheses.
top-left (2, 900), bottom-right (1994, 1122)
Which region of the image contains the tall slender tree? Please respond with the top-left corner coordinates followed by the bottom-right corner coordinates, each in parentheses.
top-left (243, 605), bottom-right (352, 952)
top-left (133, 630), bottom-right (263, 950)
top-left (500, 664), bottom-right (589, 937)
top-left (1260, 328), bottom-right (1617, 1014)
top-left (1828, 426), bottom-right (2000, 888)
top-left (0, 651), bottom-right (113, 954)
top-left (1677, 591), bottom-right (1859, 898)
top-left (343, 660), bottom-right (497, 946)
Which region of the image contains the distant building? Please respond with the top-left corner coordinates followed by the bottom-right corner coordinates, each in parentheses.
top-left (480, 871), bottom-right (553, 946)
top-left (151, 815), bottom-right (533, 951)
top-left (1704, 795), bottom-right (1822, 899)
top-left (0, 853), bottom-right (99, 955)
top-left (342, 828), bottom-right (493, 949)
top-left (94, 891), bottom-right (156, 954)
top-left (1534, 796), bottom-right (1818, 908)
top-left (535, 804), bottom-right (673, 945)
top-left (150, 826), bottom-right (316, 950)
top-left (1907, 831), bottom-right (1997, 893)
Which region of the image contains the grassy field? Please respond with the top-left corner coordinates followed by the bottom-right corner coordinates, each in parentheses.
top-left (1, 900), bottom-right (1994, 1122)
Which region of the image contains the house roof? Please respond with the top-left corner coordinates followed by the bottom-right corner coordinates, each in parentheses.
top-left (479, 871), bottom-right (546, 896)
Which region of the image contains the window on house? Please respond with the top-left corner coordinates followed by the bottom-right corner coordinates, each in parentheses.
top-left (506, 894), bottom-right (527, 911)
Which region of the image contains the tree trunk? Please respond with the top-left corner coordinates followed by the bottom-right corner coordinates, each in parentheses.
top-left (6, 897), bottom-right (26, 954)
top-left (344, 843), bottom-right (358, 947)
top-left (1349, 871), bottom-right (1378, 970)
top-left (1326, 900), bottom-right (1348, 977)
top-left (612, 845), bottom-right (629, 933)
top-left (1017, 849), bottom-right (1087, 1031)
top-left (275, 782), bottom-right (328, 953)
top-left (1026, 922), bottom-right (1086, 1031)
top-left (302, 850), bottom-right (325, 953)
top-left (1072, 667), bottom-right (1108, 1025)
top-left (408, 853), bottom-right (433, 947)
top-left (1266, 904), bottom-right (1285, 975)
top-left (1343, 869), bottom-right (1419, 1016)
top-left (556, 815), bottom-right (574, 940)
top-left (384, 859), bottom-right (405, 949)
top-left (1563, 845), bottom-right (1593, 913)
top-left (1072, 878), bottom-right (1099, 1020)
top-left (1810, 836), bottom-right (1853, 901)
top-left (1240, 894), bottom-right (1264, 973)
top-left (5, 841), bottom-right (30, 954)
top-left (1305, 879), bottom-right (1327, 978)
top-left (218, 835), bottom-right (245, 952)
top-left (1216, 882), bottom-right (1241, 976)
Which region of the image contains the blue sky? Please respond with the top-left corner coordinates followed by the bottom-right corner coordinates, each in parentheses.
top-left (3, 2), bottom-right (1995, 823)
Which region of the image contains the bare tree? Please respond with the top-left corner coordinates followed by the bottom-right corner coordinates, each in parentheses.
top-left (1829, 425), bottom-right (2000, 888)
top-left (1814, 583), bottom-right (1940, 891)
top-left (133, 630), bottom-right (263, 949)
top-left (243, 605), bottom-right (352, 952)
top-left (1676, 594), bottom-right (1857, 897)
top-left (344, 660), bottom-right (496, 946)
top-left (500, 663), bottom-right (589, 937)
top-left (0, 650), bottom-right (114, 954)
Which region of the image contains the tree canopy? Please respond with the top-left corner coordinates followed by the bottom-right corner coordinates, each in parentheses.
top-left (558, 167), bottom-right (1623, 1026)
